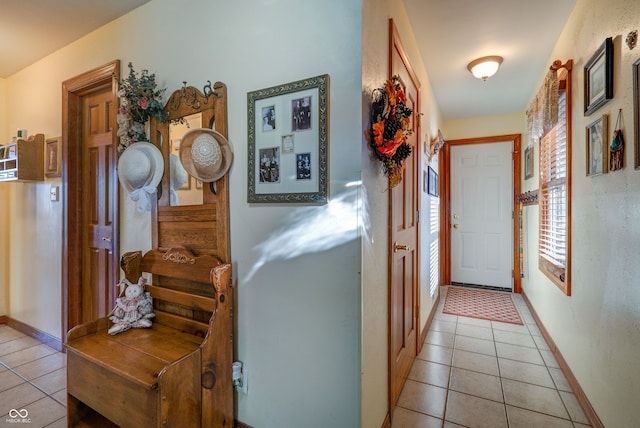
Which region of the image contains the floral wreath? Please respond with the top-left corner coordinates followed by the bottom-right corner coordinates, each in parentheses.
top-left (370, 75), bottom-right (413, 187)
top-left (116, 62), bottom-right (167, 153)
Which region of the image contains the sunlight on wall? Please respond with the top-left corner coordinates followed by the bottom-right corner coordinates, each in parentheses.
top-left (246, 181), bottom-right (366, 281)
top-left (429, 196), bottom-right (439, 298)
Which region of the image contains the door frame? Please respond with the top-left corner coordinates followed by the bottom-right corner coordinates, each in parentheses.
top-left (440, 134), bottom-right (522, 293)
top-left (61, 60), bottom-right (120, 339)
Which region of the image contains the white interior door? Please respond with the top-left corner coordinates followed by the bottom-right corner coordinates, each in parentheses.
top-left (450, 141), bottom-right (513, 289)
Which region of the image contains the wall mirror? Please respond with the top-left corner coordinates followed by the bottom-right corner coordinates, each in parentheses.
top-left (169, 112), bottom-right (203, 206)
top-left (148, 82), bottom-right (231, 261)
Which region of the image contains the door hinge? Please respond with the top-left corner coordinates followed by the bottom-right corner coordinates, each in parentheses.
top-left (416, 210), bottom-right (420, 223)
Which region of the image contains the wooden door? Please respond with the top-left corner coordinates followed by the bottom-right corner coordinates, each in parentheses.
top-left (388, 20), bottom-right (421, 411)
top-left (62, 60), bottom-right (119, 336)
top-left (450, 142), bottom-right (513, 289)
top-left (80, 88), bottom-right (117, 322)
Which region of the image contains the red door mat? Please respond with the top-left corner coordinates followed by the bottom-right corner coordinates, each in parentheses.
top-left (443, 286), bottom-right (523, 325)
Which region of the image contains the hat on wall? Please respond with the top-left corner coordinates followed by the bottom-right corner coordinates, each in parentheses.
top-left (179, 128), bottom-right (233, 183)
top-left (117, 142), bottom-right (164, 212)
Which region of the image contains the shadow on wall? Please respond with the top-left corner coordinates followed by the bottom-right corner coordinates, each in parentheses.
top-left (246, 181), bottom-right (368, 281)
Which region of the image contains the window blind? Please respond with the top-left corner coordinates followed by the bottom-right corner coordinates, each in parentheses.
top-left (539, 89), bottom-right (569, 290)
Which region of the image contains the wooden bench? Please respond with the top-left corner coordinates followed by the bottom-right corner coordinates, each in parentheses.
top-left (65, 246), bottom-right (233, 428)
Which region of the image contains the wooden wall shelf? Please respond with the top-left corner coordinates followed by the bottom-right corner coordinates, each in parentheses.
top-left (0, 134), bottom-right (44, 182)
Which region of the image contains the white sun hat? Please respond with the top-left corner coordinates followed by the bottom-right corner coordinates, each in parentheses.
top-left (117, 142), bottom-right (164, 212)
top-left (179, 128), bottom-right (233, 183)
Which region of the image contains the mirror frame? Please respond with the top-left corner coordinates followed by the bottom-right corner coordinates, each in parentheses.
top-left (149, 82), bottom-right (230, 261)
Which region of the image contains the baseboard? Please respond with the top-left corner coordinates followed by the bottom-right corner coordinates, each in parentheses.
top-left (521, 292), bottom-right (604, 428)
top-left (236, 421), bottom-right (253, 428)
top-left (4, 317), bottom-right (63, 352)
top-left (420, 292), bottom-right (441, 348)
top-left (381, 412), bottom-right (391, 428)
top-left (0, 315), bottom-right (8, 324)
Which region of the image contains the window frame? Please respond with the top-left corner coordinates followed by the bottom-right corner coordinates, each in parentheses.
top-left (539, 65), bottom-right (572, 295)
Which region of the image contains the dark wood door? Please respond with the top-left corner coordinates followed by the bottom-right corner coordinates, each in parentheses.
top-left (389, 20), bottom-right (421, 411)
top-left (80, 88), bottom-right (116, 322)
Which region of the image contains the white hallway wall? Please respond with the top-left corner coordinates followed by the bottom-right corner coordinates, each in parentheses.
top-left (3, 0), bottom-right (362, 426)
top-left (445, 0), bottom-right (640, 425)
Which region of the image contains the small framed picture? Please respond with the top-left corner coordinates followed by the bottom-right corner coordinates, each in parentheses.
top-left (45, 137), bottom-right (61, 178)
top-left (584, 37), bottom-right (613, 116)
top-left (586, 114), bottom-right (608, 176)
top-left (524, 146), bottom-right (534, 180)
top-left (427, 166), bottom-right (438, 196)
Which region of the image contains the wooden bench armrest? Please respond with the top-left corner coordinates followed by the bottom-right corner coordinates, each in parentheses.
top-left (66, 317), bottom-right (111, 343)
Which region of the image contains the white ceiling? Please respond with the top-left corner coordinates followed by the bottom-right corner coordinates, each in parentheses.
top-left (1, 0), bottom-right (575, 121)
top-left (402, 0), bottom-right (576, 120)
top-left (0, 0), bottom-right (151, 78)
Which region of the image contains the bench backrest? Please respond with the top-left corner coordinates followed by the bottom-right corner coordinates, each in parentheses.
top-left (121, 246), bottom-right (223, 338)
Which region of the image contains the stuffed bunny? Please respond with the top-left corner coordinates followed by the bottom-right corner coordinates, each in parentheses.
top-left (108, 277), bottom-right (155, 335)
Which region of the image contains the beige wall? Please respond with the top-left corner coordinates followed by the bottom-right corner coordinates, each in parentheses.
top-left (362, 1), bottom-right (443, 426)
top-left (3, 0), bottom-right (362, 426)
top-left (520, 0), bottom-right (640, 426)
top-left (428, 1), bottom-right (640, 425)
top-left (0, 78), bottom-right (6, 315)
top-left (443, 111), bottom-right (525, 141)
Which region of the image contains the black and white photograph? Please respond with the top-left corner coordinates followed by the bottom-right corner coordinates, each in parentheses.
top-left (259, 147), bottom-right (280, 183)
top-left (296, 153), bottom-right (311, 180)
top-left (292, 96), bottom-right (312, 131)
top-left (262, 105), bottom-right (276, 131)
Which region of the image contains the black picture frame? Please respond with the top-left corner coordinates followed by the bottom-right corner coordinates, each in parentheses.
top-left (427, 166), bottom-right (438, 196)
top-left (584, 37), bottom-right (613, 116)
top-left (634, 58), bottom-right (640, 170)
top-left (247, 74), bottom-right (329, 203)
top-left (524, 146), bottom-right (534, 180)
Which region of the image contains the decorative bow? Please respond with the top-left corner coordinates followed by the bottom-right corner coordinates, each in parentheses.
top-left (129, 186), bottom-right (156, 213)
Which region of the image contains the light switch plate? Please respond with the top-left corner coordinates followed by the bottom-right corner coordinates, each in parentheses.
top-left (50, 185), bottom-right (59, 201)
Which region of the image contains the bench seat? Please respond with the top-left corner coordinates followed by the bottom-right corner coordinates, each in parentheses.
top-left (66, 247), bottom-right (233, 428)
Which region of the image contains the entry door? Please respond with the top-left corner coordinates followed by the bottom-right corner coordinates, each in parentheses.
top-left (80, 87), bottom-right (116, 322)
top-left (450, 142), bottom-right (513, 289)
top-left (389, 20), bottom-right (420, 410)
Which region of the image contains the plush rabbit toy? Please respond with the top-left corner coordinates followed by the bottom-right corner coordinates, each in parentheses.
top-left (108, 277), bottom-right (155, 335)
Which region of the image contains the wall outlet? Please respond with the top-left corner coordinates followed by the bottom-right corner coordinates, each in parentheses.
top-left (238, 368), bottom-right (248, 395)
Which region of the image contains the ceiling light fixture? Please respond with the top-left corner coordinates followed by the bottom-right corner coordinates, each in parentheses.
top-left (467, 55), bottom-right (503, 81)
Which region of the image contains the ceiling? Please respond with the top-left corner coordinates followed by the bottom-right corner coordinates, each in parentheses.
top-left (0, 0), bottom-right (151, 78)
top-left (1, 0), bottom-right (575, 121)
top-left (402, 0), bottom-right (576, 120)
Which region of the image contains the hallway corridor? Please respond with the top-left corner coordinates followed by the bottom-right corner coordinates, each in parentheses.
top-left (392, 286), bottom-right (591, 428)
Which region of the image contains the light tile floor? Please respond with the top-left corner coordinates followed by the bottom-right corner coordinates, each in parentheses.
top-left (0, 325), bottom-right (66, 428)
top-left (392, 286), bottom-right (591, 428)
top-left (0, 287), bottom-right (593, 428)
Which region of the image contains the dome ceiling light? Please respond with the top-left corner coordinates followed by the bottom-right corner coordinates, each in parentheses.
top-left (467, 55), bottom-right (504, 81)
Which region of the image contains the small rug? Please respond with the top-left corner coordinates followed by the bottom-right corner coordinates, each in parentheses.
top-left (443, 286), bottom-right (523, 325)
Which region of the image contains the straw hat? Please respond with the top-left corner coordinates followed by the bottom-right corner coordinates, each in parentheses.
top-left (117, 142), bottom-right (164, 192)
top-left (179, 128), bottom-right (233, 183)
